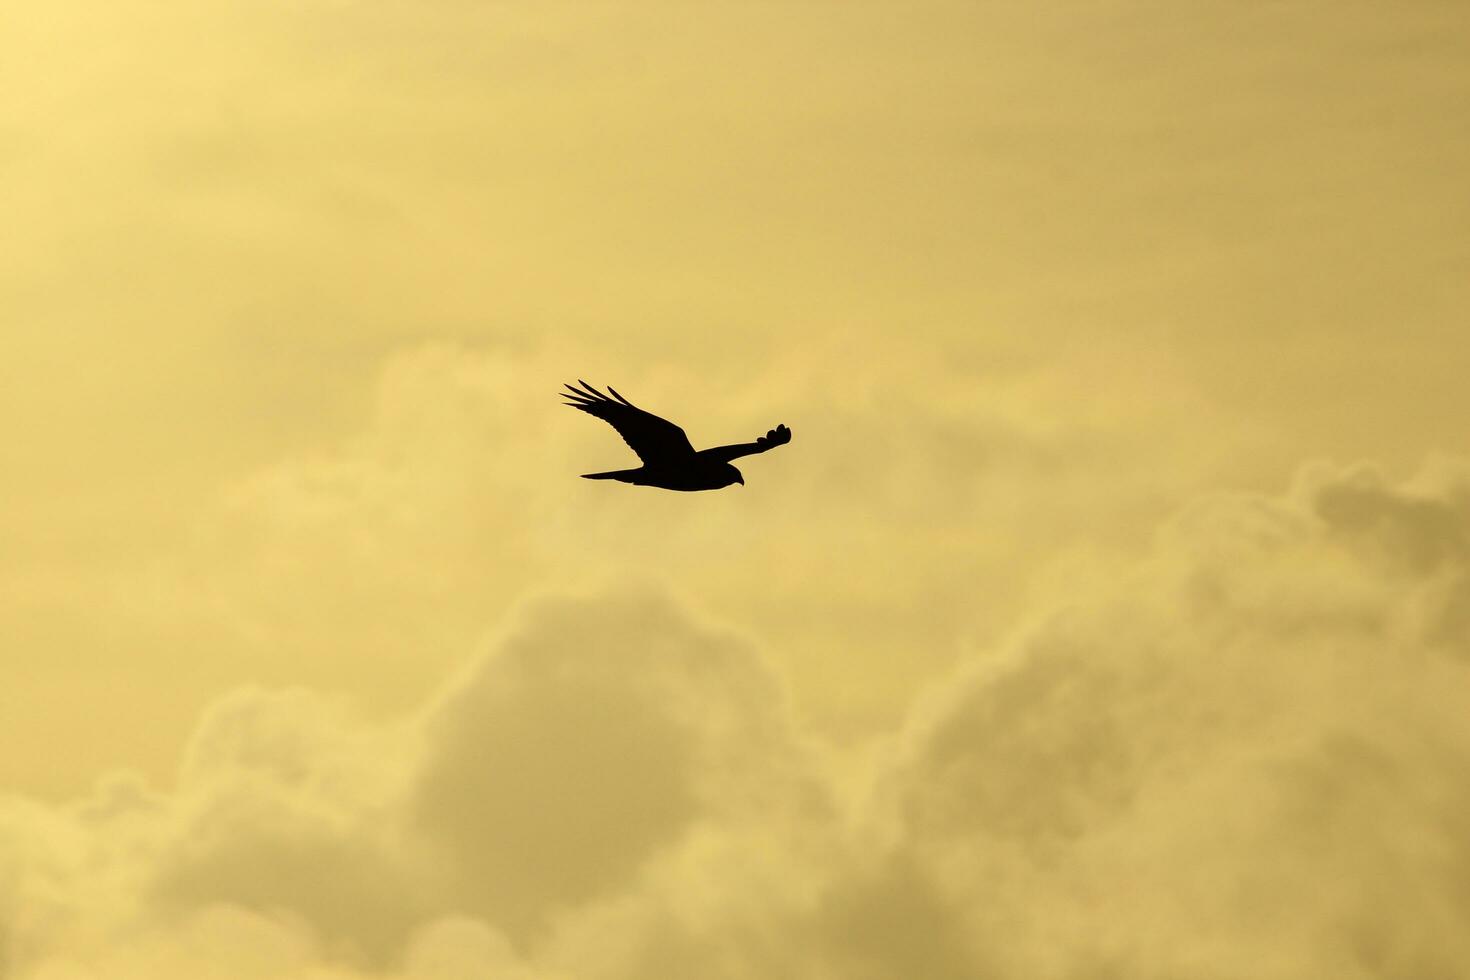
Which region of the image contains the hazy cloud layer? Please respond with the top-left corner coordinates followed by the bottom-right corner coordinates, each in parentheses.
top-left (5, 461), bottom-right (1468, 978)
top-left (5, 337), bottom-right (1214, 797)
top-left (6, 0), bottom-right (1470, 795)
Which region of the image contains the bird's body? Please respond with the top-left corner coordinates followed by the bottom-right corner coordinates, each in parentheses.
top-left (563, 381), bottom-right (790, 492)
top-left (581, 458), bottom-right (746, 491)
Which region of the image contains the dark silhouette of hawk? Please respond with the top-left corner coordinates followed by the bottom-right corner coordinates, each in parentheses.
top-left (563, 381), bottom-right (791, 491)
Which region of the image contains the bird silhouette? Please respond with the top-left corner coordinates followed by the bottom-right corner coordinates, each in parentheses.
top-left (563, 381), bottom-right (791, 491)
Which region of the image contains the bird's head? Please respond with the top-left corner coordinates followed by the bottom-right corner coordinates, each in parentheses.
top-left (718, 462), bottom-right (744, 487)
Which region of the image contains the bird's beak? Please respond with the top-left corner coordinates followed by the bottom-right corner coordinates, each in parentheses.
top-left (737, 475), bottom-right (745, 485)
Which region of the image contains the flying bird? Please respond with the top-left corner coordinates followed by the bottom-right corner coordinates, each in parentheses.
top-left (563, 380), bottom-right (791, 491)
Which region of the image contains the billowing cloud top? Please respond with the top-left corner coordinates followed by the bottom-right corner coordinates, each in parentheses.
top-left (5, 461), bottom-right (1470, 978)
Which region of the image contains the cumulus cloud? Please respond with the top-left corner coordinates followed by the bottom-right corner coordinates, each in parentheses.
top-left (6, 461), bottom-right (1470, 979)
top-left (409, 591), bottom-right (823, 941)
top-left (870, 457), bottom-right (1470, 979)
top-left (0, 589), bottom-right (824, 979)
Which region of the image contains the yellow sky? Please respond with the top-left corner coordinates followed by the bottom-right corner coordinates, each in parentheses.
top-left (3, 1), bottom-right (1469, 977)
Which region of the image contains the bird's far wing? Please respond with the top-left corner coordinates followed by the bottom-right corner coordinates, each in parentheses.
top-left (562, 381), bottom-right (696, 464)
top-left (698, 423), bottom-right (792, 463)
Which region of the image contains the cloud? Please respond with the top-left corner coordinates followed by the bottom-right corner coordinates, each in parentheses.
top-left (409, 590), bottom-right (820, 940)
top-left (193, 339), bottom-right (1213, 737)
top-left (41, 333), bottom-right (1189, 798)
top-left (6, 461), bottom-right (1470, 979)
top-left (870, 457), bottom-right (1470, 978)
top-left (12, 907), bottom-right (537, 980)
top-left (1, 588), bottom-right (823, 979)
top-left (148, 688), bottom-right (420, 964)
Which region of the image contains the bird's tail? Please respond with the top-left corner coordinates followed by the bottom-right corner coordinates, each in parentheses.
top-left (580, 468), bottom-right (641, 483)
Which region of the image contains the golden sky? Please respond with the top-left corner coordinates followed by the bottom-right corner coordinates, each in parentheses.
top-left (3, 1), bottom-right (1469, 977)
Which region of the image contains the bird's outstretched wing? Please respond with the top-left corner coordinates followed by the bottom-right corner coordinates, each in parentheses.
top-left (562, 381), bottom-right (696, 464)
top-left (698, 424), bottom-right (792, 463)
